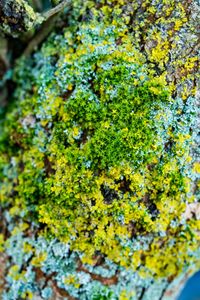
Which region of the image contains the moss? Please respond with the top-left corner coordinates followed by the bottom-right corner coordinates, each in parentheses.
top-left (0, 0), bottom-right (199, 299)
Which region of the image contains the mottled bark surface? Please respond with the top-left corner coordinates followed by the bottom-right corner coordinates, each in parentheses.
top-left (0, 0), bottom-right (39, 36)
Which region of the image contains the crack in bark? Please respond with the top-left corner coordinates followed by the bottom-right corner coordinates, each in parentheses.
top-left (34, 267), bottom-right (78, 300)
top-left (77, 259), bottom-right (118, 286)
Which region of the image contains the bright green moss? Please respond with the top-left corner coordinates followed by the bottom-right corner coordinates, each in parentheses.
top-left (0, 1), bottom-right (199, 295)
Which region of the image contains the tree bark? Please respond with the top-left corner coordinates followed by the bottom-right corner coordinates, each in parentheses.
top-left (0, 0), bottom-right (40, 37)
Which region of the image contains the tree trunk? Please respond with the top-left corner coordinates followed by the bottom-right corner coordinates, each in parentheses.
top-left (0, 1), bottom-right (199, 300)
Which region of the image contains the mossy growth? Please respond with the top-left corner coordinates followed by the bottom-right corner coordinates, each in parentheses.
top-left (0, 0), bottom-right (199, 292)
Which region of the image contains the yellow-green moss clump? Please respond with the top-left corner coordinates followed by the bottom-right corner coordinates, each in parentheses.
top-left (0, 0), bottom-right (199, 299)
